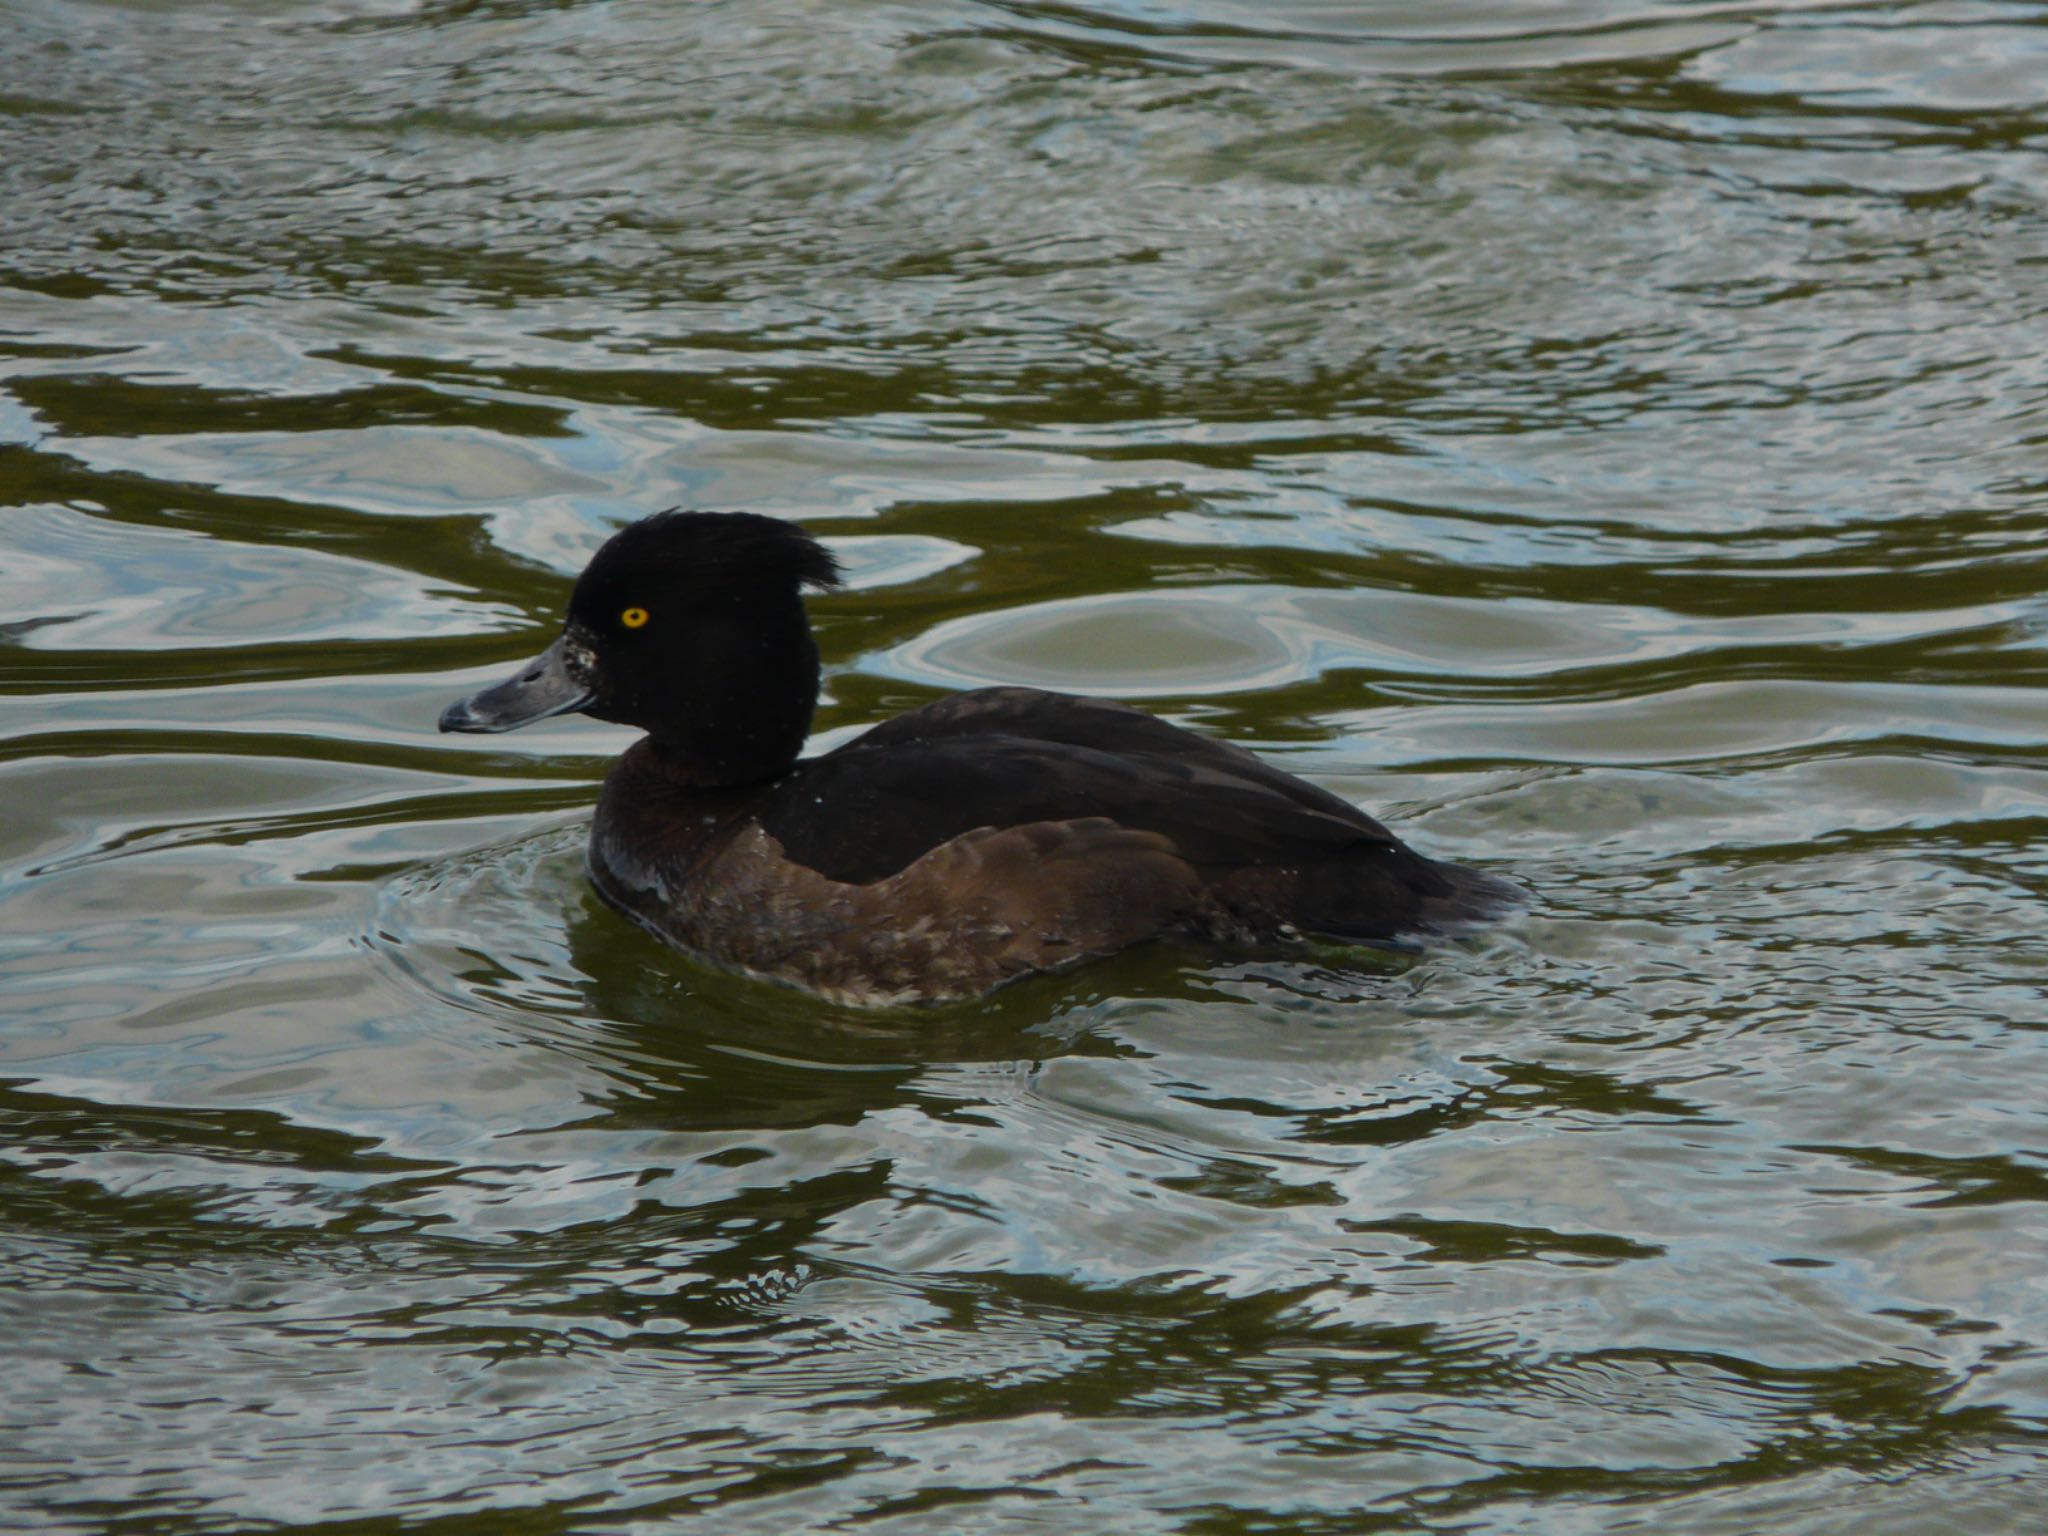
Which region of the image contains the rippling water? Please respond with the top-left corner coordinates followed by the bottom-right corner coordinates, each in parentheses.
top-left (5, 1), bottom-right (2048, 1530)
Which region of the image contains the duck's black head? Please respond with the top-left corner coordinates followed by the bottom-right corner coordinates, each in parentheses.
top-left (439, 510), bottom-right (842, 785)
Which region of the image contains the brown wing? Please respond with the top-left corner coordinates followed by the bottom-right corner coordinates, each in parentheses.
top-left (598, 814), bottom-right (1209, 1003)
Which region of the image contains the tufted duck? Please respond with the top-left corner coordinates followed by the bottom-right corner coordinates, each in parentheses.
top-left (440, 511), bottom-right (1520, 1004)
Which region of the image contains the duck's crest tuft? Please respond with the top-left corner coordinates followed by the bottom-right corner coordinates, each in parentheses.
top-left (589, 509), bottom-right (842, 593)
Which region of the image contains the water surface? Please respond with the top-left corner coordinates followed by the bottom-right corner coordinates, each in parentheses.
top-left (4, 1), bottom-right (2047, 1531)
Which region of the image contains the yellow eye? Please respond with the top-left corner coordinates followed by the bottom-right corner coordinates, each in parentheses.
top-left (620, 606), bottom-right (650, 630)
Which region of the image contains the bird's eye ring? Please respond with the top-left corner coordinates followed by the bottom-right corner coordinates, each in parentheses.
top-left (621, 606), bottom-right (650, 630)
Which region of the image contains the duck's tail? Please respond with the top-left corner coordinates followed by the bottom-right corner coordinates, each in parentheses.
top-left (1408, 855), bottom-right (1527, 940)
top-left (1294, 848), bottom-right (1527, 948)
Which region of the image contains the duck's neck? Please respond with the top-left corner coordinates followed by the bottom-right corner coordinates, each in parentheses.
top-left (642, 728), bottom-right (802, 789)
top-left (631, 598), bottom-right (821, 788)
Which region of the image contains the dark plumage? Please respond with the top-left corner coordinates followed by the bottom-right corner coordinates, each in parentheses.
top-left (440, 510), bottom-right (1520, 1004)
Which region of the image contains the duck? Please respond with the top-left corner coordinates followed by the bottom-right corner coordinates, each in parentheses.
top-left (439, 510), bottom-right (1520, 1005)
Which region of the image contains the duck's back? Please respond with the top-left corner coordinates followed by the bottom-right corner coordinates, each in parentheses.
top-left (765, 688), bottom-right (1513, 938)
top-left (756, 687), bottom-right (1385, 878)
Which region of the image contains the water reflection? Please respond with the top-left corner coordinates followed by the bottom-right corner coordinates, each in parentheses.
top-left (7, 0), bottom-right (2048, 1530)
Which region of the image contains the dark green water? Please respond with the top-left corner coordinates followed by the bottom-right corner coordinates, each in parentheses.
top-left (5, 1), bottom-right (2048, 1531)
